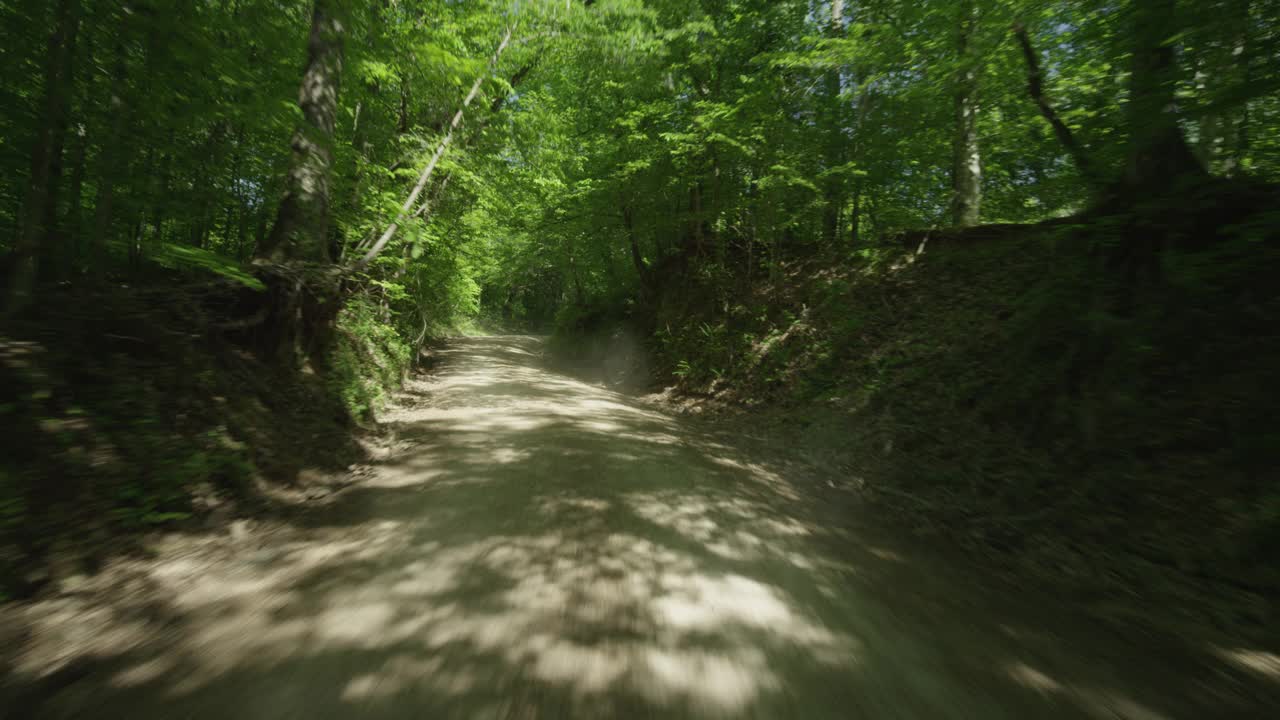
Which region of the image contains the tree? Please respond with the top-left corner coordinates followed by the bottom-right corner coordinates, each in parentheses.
top-left (258, 0), bottom-right (345, 266)
top-left (821, 0), bottom-right (846, 244)
top-left (951, 0), bottom-right (981, 227)
top-left (355, 24), bottom-right (515, 270)
top-left (256, 0), bottom-right (346, 363)
top-left (5, 0), bottom-right (79, 319)
top-left (2, 0), bottom-right (1279, 349)
top-left (1123, 0), bottom-right (1206, 189)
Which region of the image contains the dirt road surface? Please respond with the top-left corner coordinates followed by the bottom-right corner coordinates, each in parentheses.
top-left (4, 336), bottom-right (1277, 718)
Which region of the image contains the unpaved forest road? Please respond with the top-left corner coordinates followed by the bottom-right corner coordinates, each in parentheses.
top-left (6, 336), bottom-right (1278, 719)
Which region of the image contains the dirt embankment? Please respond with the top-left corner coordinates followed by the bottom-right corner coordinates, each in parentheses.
top-left (583, 191), bottom-right (1280, 644)
top-left (0, 283), bottom-right (371, 601)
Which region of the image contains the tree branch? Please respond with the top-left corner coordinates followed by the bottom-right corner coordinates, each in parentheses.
top-left (1012, 22), bottom-right (1104, 188)
top-left (353, 25), bottom-right (514, 271)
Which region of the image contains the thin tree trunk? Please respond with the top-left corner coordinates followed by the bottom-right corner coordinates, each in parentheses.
top-left (1217, 0), bottom-right (1251, 176)
top-left (1013, 22), bottom-right (1103, 188)
top-left (822, 0), bottom-right (845, 244)
top-left (622, 203), bottom-right (649, 293)
top-left (223, 125), bottom-right (245, 254)
top-left (42, 68), bottom-right (76, 280)
top-left (951, 0), bottom-right (981, 227)
top-left (687, 184), bottom-right (705, 257)
top-left (236, 203), bottom-right (250, 259)
top-left (398, 79), bottom-right (411, 134)
top-left (149, 147), bottom-right (173, 252)
top-left (6, 0), bottom-right (80, 318)
top-left (90, 40), bottom-right (131, 276)
top-left (65, 121), bottom-right (88, 267)
top-left (850, 178), bottom-right (862, 245)
top-left (412, 172), bottom-right (452, 220)
top-left (254, 208), bottom-right (269, 253)
top-left (1195, 53), bottom-right (1220, 171)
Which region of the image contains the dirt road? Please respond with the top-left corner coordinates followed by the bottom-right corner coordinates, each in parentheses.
top-left (5, 336), bottom-right (1276, 718)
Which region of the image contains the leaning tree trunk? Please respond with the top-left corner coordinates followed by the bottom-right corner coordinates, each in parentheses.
top-left (89, 13), bottom-right (144, 278)
top-left (5, 0), bottom-right (80, 320)
top-left (355, 25), bottom-right (514, 270)
top-left (256, 0), bottom-right (345, 365)
top-left (1123, 0), bottom-right (1205, 189)
top-left (1013, 22), bottom-right (1103, 189)
top-left (951, 0), bottom-right (982, 227)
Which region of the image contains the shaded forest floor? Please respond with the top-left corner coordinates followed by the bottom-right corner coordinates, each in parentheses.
top-left (0, 277), bottom-right (408, 601)
top-left (557, 181), bottom-right (1280, 648)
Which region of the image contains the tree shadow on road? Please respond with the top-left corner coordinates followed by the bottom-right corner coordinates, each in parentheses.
top-left (4, 337), bottom-right (1277, 719)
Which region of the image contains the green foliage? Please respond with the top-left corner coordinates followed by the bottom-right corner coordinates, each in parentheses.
top-left (3, 0), bottom-right (1276, 338)
top-left (149, 243), bottom-right (266, 290)
top-left (328, 296), bottom-right (413, 421)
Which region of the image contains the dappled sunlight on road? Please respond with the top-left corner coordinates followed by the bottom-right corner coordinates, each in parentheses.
top-left (6, 337), bottom-right (1278, 719)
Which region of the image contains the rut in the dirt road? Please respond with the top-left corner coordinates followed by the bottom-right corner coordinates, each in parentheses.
top-left (5, 337), bottom-right (1278, 719)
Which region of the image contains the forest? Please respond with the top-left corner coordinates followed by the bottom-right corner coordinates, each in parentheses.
top-left (2, 0), bottom-right (1280, 716)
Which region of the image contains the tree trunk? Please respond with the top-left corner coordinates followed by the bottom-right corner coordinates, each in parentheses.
top-left (89, 40), bottom-right (131, 277)
top-left (65, 121), bottom-right (88, 268)
top-left (257, 0), bottom-right (346, 365)
top-left (850, 177), bottom-right (862, 245)
top-left (1230, 3), bottom-right (1252, 178)
top-left (622, 203), bottom-right (649, 294)
top-left (1123, 0), bottom-right (1205, 188)
top-left (6, 0), bottom-right (80, 318)
top-left (821, 0), bottom-right (845, 244)
top-left (951, 0), bottom-right (981, 227)
top-left (687, 183), bottom-right (705, 257)
top-left (42, 84), bottom-right (74, 281)
top-left (398, 79), bottom-right (411, 134)
top-left (259, 0), bottom-right (344, 265)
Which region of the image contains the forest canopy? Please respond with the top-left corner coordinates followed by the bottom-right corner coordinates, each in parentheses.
top-left (2, 0), bottom-right (1276, 339)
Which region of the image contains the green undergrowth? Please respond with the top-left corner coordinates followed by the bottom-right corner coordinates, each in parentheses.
top-left (646, 185), bottom-right (1280, 636)
top-left (330, 297), bottom-right (414, 422)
